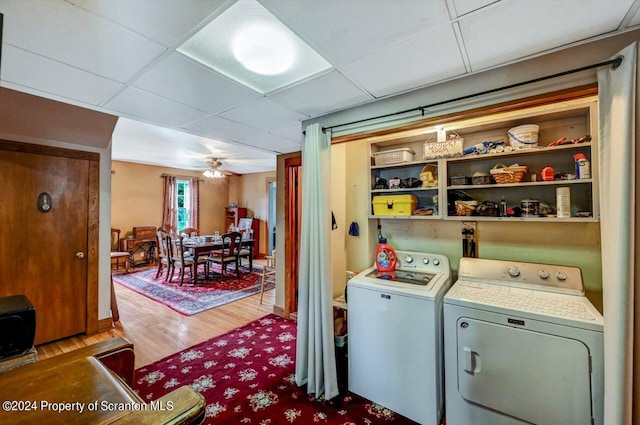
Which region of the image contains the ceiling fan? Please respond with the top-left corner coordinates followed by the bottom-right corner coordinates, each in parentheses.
top-left (201, 158), bottom-right (233, 178)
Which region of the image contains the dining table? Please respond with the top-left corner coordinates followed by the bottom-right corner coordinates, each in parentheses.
top-left (181, 236), bottom-right (255, 285)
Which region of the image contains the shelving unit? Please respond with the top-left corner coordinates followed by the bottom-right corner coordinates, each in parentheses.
top-left (368, 96), bottom-right (599, 222)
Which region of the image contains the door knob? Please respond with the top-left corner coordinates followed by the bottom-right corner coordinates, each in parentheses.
top-left (75, 252), bottom-right (85, 259)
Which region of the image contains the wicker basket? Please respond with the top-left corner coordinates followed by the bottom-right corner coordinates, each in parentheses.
top-left (455, 200), bottom-right (476, 216)
top-left (490, 164), bottom-right (528, 184)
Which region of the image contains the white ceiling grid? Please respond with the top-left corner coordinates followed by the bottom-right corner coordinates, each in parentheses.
top-left (0, 0), bottom-right (639, 174)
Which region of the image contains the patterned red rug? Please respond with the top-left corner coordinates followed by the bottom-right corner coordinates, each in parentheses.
top-left (134, 314), bottom-right (418, 424)
top-left (113, 264), bottom-right (275, 316)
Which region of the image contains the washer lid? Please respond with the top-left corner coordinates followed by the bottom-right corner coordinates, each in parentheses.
top-left (364, 269), bottom-right (435, 286)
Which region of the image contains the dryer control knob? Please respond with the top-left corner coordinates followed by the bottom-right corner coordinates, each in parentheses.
top-left (556, 272), bottom-right (567, 281)
top-left (538, 270), bottom-right (549, 279)
top-left (508, 266), bottom-right (520, 277)
top-left (423, 258), bottom-right (430, 265)
top-left (433, 259), bottom-right (440, 266)
top-left (405, 255), bottom-right (413, 264)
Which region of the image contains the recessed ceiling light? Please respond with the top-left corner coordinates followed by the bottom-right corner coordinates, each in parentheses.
top-left (177, 0), bottom-right (331, 94)
top-left (232, 23), bottom-right (295, 75)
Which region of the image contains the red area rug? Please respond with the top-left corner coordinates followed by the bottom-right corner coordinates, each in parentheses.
top-left (113, 265), bottom-right (274, 316)
top-left (134, 314), bottom-right (417, 424)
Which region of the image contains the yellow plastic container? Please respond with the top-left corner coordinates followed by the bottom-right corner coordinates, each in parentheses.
top-left (372, 195), bottom-right (418, 216)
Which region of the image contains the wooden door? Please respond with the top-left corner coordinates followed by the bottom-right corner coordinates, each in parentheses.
top-left (0, 144), bottom-right (93, 344)
top-left (284, 156), bottom-right (302, 317)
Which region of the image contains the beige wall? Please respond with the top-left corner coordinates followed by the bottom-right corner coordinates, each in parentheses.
top-left (229, 170), bottom-right (276, 257)
top-left (111, 160), bottom-right (231, 238)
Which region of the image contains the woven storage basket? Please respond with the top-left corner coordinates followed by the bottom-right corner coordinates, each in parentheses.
top-left (455, 200), bottom-right (476, 216)
top-left (490, 164), bottom-right (528, 184)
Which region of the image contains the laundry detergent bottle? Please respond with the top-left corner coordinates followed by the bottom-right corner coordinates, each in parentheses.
top-left (375, 237), bottom-right (397, 272)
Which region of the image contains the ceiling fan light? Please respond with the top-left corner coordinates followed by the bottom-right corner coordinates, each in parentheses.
top-left (213, 169), bottom-right (225, 178)
top-left (203, 169), bottom-right (214, 178)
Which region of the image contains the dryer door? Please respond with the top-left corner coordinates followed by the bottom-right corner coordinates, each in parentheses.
top-left (456, 317), bottom-right (592, 425)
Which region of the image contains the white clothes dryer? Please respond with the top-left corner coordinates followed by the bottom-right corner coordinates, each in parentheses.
top-left (347, 251), bottom-right (452, 425)
top-left (444, 257), bottom-right (603, 425)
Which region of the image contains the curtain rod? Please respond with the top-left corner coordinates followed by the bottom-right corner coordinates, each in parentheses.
top-left (160, 173), bottom-right (205, 182)
top-left (322, 56), bottom-right (623, 133)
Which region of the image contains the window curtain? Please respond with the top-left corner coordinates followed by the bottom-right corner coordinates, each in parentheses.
top-left (596, 42), bottom-right (636, 425)
top-left (188, 177), bottom-right (200, 230)
top-left (295, 123), bottom-right (339, 400)
top-left (161, 175), bottom-right (177, 231)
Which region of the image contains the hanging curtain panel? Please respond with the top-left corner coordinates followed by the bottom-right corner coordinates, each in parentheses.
top-left (295, 123), bottom-right (339, 400)
top-left (597, 42), bottom-right (636, 425)
top-left (188, 177), bottom-right (200, 230)
top-left (161, 175), bottom-right (177, 231)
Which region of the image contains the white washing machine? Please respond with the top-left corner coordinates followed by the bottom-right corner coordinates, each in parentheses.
top-left (444, 257), bottom-right (603, 425)
top-left (347, 251), bottom-right (452, 425)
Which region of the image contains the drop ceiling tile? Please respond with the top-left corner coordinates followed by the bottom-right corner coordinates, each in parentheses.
top-left (0, 0), bottom-right (166, 82)
top-left (132, 53), bottom-right (261, 114)
top-left (460, 0), bottom-right (635, 71)
top-left (240, 132), bottom-right (302, 153)
top-left (270, 124), bottom-right (303, 144)
top-left (261, 0), bottom-right (449, 65)
top-left (185, 115), bottom-right (266, 142)
top-left (339, 25), bottom-right (466, 98)
top-left (67, 0), bottom-right (229, 47)
top-left (268, 70), bottom-right (373, 117)
top-left (104, 86), bottom-right (207, 127)
top-left (219, 98), bottom-right (308, 132)
top-left (1, 45), bottom-right (123, 105)
top-left (451, 0), bottom-right (499, 17)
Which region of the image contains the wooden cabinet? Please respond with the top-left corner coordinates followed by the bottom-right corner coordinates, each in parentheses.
top-left (368, 96), bottom-right (599, 222)
top-left (225, 207), bottom-right (247, 230)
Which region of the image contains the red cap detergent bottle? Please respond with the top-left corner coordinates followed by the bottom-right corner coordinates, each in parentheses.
top-left (375, 236), bottom-right (397, 272)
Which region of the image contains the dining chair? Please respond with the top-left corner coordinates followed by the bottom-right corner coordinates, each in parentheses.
top-left (260, 251), bottom-right (276, 304)
top-left (155, 230), bottom-right (172, 281)
top-left (110, 228), bottom-right (130, 274)
top-left (159, 225), bottom-right (177, 235)
top-left (168, 234), bottom-right (205, 285)
top-left (181, 227), bottom-right (199, 236)
top-left (237, 231), bottom-right (253, 271)
top-left (206, 231), bottom-right (240, 276)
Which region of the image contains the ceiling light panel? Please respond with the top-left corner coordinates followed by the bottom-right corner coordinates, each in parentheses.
top-left (177, 0), bottom-right (331, 94)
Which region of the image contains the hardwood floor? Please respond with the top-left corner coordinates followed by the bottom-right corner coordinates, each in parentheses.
top-left (36, 263), bottom-right (277, 368)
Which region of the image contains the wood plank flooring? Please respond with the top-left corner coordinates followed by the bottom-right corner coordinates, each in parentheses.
top-left (36, 264), bottom-right (276, 368)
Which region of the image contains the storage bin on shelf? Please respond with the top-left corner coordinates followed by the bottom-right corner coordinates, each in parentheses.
top-left (451, 175), bottom-right (471, 185)
top-left (372, 194), bottom-right (418, 216)
top-left (372, 148), bottom-right (415, 165)
top-left (490, 164), bottom-right (528, 184)
top-left (471, 173), bottom-right (491, 185)
top-left (507, 124), bottom-right (539, 149)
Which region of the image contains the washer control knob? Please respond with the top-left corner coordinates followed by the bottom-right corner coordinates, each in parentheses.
top-left (556, 272), bottom-right (567, 281)
top-left (423, 258), bottom-right (430, 265)
top-left (538, 270), bottom-right (549, 279)
top-left (433, 259), bottom-right (440, 266)
top-left (508, 266), bottom-right (520, 277)
top-left (405, 255), bottom-right (413, 264)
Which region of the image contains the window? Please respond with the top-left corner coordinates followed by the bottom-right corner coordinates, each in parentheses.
top-left (176, 180), bottom-right (191, 232)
